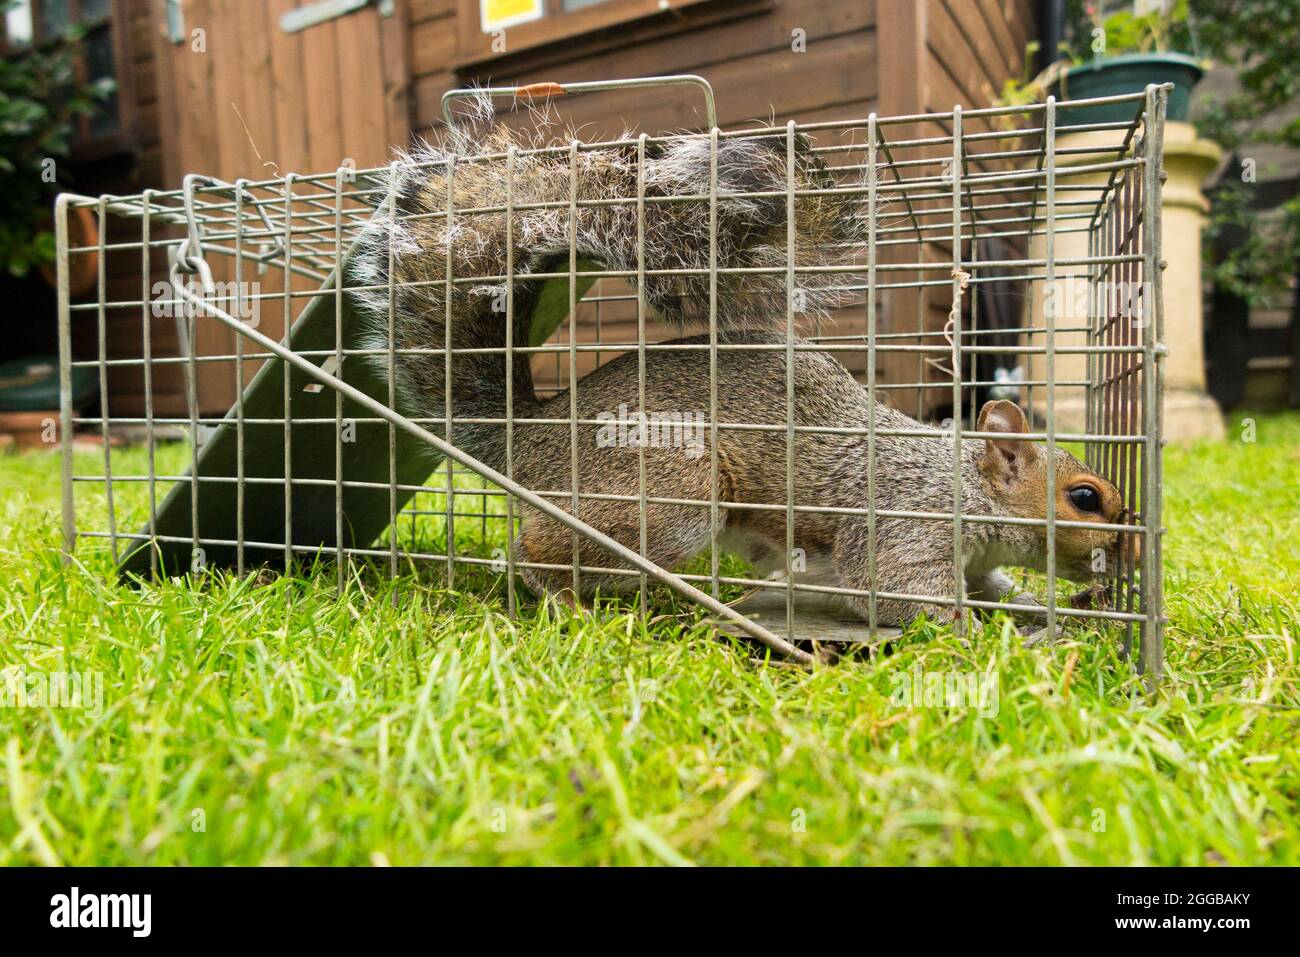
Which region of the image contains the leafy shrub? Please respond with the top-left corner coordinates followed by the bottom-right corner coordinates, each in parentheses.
top-left (0, 6), bottom-right (112, 278)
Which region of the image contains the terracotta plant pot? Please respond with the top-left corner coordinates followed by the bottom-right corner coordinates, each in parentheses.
top-left (38, 204), bottom-right (99, 298)
top-left (0, 410), bottom-right (60, 450)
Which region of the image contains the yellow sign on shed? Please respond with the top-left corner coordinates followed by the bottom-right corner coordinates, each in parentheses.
top-left (480, 0), bottom-right (544, 33)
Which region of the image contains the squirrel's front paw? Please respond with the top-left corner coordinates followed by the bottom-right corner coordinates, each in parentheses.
top-left (1022, 623), bottom-right (1066, 647)
top-left (1069, 583), bottom-right (1110, 610)
top-left (1015, 583), bottom-right (1115, 646)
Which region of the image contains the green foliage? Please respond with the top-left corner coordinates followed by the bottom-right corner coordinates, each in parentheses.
top-left (0, 6), bottom-right (112, 278)
top-left (1205, 181), bottom-right (1300, 307)
top-left (0, 415), bottom-right (1297, 864)
top-left (1192, 0), bottom-right (1300, 307)
top-left (997, 3), bottom-right (1196, 118)
top-left (1065, 0), bottom-right (1195, 58)
top-left (997, 41), bottom-right (1049, 113)
top-left (998, 2), bottom-right (1299, 308)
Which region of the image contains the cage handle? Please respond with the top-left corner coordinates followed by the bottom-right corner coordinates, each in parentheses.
top-left (441, 74), bottom-right (717, 133)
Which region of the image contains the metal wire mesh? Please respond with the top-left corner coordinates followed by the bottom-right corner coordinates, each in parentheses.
top-left (55, 78), bottom-right (1167, 678)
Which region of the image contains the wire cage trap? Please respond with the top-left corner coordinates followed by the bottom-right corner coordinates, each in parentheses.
top-left (55, 75), bottom-right (1167, 678)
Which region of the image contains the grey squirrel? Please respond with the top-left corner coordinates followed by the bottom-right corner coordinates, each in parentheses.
top-left (351, 112), bottom-right (1129, 626)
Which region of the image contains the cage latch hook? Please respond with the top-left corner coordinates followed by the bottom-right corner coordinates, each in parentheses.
top-left (176, 173), bottom-right (286, 285)
top-left (175, 173), bottom-right (218, 293)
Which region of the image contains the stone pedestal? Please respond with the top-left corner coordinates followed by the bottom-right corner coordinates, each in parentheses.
top-left (1025, 120), bottom-right (1225, 442)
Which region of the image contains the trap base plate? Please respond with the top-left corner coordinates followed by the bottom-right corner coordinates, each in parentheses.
top-left (716, 589), bottom-right (902, 646)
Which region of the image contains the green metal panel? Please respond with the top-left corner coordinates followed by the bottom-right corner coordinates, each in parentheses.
top-left (118, 257), bottom-right (599, 577)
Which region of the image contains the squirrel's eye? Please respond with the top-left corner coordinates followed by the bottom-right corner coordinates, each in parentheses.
top-left (1068, 485), bottom-right (1101, 513)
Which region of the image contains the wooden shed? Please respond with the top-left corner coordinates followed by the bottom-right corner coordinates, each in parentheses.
top-left (20, 0), bottom-right (1039, 419)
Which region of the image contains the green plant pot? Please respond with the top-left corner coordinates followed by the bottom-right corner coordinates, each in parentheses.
top-left (0, 356), bottom-right (96, 412)
top-left (1054, 53), bottom-right (1204, 128)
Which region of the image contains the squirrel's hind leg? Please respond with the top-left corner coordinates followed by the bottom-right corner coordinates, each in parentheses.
top-left (832, 522), bottom-right (962, 629)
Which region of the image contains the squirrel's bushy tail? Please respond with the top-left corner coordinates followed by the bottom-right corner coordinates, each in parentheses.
top-left (349, 104), bottom-right (867, 472)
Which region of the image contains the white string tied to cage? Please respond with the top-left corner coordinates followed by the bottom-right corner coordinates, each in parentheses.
top-left (924, 267), bottom-right (972, 380)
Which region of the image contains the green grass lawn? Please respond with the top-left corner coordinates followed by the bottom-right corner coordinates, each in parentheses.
top-left (1, 412), bottom-right (1297, 865)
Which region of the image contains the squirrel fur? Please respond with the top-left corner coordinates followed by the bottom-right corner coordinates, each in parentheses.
top-left (350, 106), bottom-right (1129, 626)
top-left (351, 105), bottom-right (864, 472)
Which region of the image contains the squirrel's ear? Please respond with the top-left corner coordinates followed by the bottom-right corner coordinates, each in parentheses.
top-left (977, 400), bottom-right (1034, 482)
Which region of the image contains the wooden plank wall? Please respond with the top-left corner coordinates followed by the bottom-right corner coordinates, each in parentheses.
top-left (137, 0), bottom-right (411, 414)
top-left (409, 0), bottom-right (458, 126)
top-left (124, 0), bottom-right (165, 184)
top-left (148, 0), bottom-right (408, 186)
top-left (407, 0), bottom-right (1033, 408)
top-left (875, 0), bottom-right (1036, 417)
top-left (408, 0), bottom-right (878, 394)
top-left (84, 0), bottom-right (411, 418)
top-left (94, 0), bottom-right (1032, 418)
